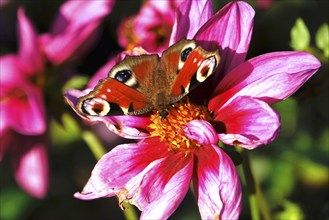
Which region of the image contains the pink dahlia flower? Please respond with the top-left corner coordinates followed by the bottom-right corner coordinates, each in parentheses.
top-left (65, 0), bottom-right (320, 219)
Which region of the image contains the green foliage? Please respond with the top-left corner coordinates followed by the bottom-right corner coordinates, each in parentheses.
top-left (62, 75), bottom-right (90, 92)
top-left (0, 188), bottom-right (33, 220)
top-left (273, 98), bottom-right (298, 137)
top-left (290, 18), bottom-right (310, 51)
top-left (50, 113), bottom-right (82, 147)
top-left (274, 200), bottom-right (304, 220)
top-left (316, 24), bottom-right (329, 58)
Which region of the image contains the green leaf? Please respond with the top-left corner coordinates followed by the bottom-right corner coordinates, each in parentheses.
top-left (50, 113), bottom-right (81, 147)
top-left (268, 160), bottom-right (296, 206)
top-left (315, 23), bottom-right (329, 58)
top-left (274, 200), bottom-right (304, 220)
top-left (297, 157), bottom-right (329, 186)
top-left (290, 18), bottom-right (310, 51)
top-left (62, 75), bottom-right (89, 92)
top-left (0, 187), bottom-right (33, 220)
top-left (273, 98), bottom-right (298, 137)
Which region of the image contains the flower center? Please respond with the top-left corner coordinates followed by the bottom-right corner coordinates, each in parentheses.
top-left (149, 98), bottom-right (212, 154)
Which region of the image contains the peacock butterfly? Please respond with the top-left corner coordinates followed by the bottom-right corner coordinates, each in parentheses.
top-left (77, 39), bottom-right (220, 119)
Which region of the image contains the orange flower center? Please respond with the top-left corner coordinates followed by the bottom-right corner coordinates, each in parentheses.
top-left (149, 98), bottom-right (212, 154)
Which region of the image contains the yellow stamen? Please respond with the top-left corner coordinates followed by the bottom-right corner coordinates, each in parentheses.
top-left (149, 98), bottom-right (212, 154)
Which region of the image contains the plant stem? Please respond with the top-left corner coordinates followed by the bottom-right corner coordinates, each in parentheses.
top-left (81, 130), bottom-right (138, 220)
top-left (82, 130), bottom-right (106, 159)
top-left (240, 149), bottom-right (271, 220)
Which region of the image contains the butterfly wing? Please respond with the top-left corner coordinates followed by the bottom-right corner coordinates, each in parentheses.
top-left (77, 54), bottom-right (159, 116)
top-left (77, 40), bottom-right (220, 117)
top-left (161, 39), bottom-right (220, 102)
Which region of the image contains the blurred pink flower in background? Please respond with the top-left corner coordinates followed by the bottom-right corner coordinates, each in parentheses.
top-left (0, 0), bottom-right (115, 198)
top-left (0, 8), bottom-right (45, 137)
top-left (0, 8), bottom-right (47, 198)
top-left (255, 0), bottom-right (274, 9)
top-left (117, 0), bottom-right (181, 53)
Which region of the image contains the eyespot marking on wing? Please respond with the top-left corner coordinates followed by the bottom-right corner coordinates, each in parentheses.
top-left (178, 41), bottom-right (197, 71)
top-left (82, 98), bottom-right (111, 116)
top-left (109, 68), bottom-right (138, 88)
top-left (196, 56), bottom-right (217, 82)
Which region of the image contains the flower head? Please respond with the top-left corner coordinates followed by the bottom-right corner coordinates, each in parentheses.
top-left (65, 0), bottom-right (320, 219)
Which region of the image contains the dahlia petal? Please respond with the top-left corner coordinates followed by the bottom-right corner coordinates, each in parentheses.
top-left (64, 89), bottom-right (150, 139)
top-left (17, 8), bottom-right (44, 75)
top-left (170, 0), bottom-right (213, 44)
top-left (137, 153), bottom-right (193, 220)
top-left (193, 145), bottom-right (241, 219)
top-left (40, 0), bottom-right (115, 65)
top-left (209, 51), bottom-right (321, 110)
top-left (74, 138), bottom-right (170, 200)
top-left (184, 120), bottom-right (218, 145)
top-left (194, 1), bottom-right (254, 75)
top-left (13, 142), bottom-right (48, 198)
top-left (215, 96), bottom-right (280, 149)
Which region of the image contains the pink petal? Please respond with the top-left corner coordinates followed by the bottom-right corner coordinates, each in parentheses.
top-left (13, 141), bottom-right (48, 198)
top-left (209, 51), bottom-right (321, 111)
top-left (184, 120), bottom-right (218, 145)
top-left (40, 0), bottom-right (115, 65)
top-left (137, 152), bottom-right (193, 219)
top-left (75, 138), bottom-right (170, 200)
top-left (193, 144), bottom-right (241, 219)
top-left (214, 96), bottom-right (280, 149)
top-left (194, 1), bottom-right (254, 75)
top-left (190, 1), bottom-right (254, 101)
top-left (17, 8), bottom-right (44, 75)
top-left (4, 84), bottom-right (46, 135)
top-left (52, 0), bottom-right (115, 33)
top-left (170, 0), bottom-right (213, 44)
top-left (0, 55), bottom-right (24, 85)
top-left (64, 89), bottom-right (151, 138)
top-left (0, 56), bottom-right (45, 136)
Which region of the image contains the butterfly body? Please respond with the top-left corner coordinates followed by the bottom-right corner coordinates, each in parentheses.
top-left (77, 39), bottom-right (220, 118)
